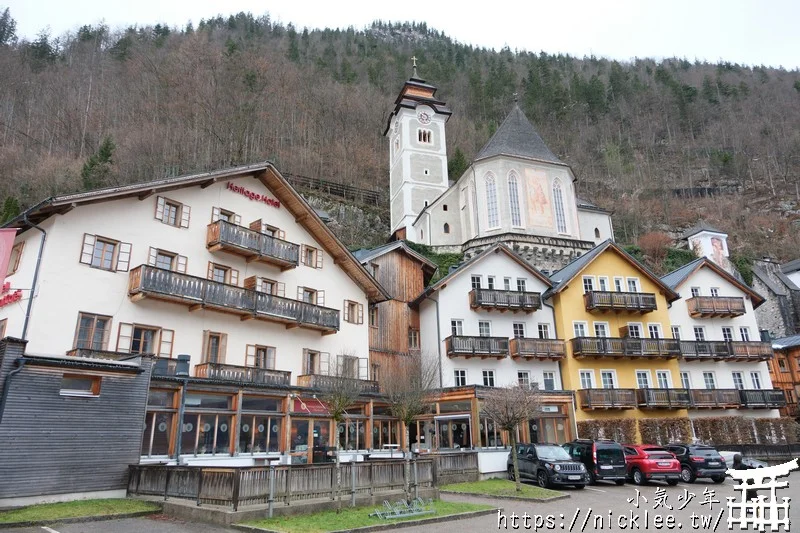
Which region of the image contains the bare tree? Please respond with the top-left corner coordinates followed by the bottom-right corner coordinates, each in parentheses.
top-left (315, 351), bottom-right (364, 513)
top-left (480, 384), bottom-right (542, 492)
top-left (382, 352), bottom-right (439, 502)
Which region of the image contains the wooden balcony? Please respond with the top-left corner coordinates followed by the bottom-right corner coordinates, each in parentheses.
top-left (445, 336), bottom-right (509, 359)
top-left (578, 388), bottom-right (637, 410)
top-left (128, 265), bottom-right (339, 334)
top-left (687, 389), bottom-right (741, 409)
top-left (680, 341), bottom-right (773, 362)
top-left (636, 388), bottom-right (691, 409)
top-left (686, 296), bottom-right (746, 318)
top-left (583, 291), bottom-right (657, 313)
top-left (194, 362), bottom-right (291, 386)
top-left (296, 374), bottom-right (379, 393)
top-left (206, 220), bottom-right (299, 270)
top-left (739, 389), bottom-right (787, 409)
top-left (469, 289), bottom-right (542, 313)
top-left (509, 338), bottom-right (566, 360)
top-left (570, 337), bottom-right (681, 359)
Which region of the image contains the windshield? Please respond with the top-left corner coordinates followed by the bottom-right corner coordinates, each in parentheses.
top-left (536, 445), bottom-right (572, 461)
top-left (597, 446), bottom-right (625, 462)
top-left (693, 448), bottom-right (721, 458)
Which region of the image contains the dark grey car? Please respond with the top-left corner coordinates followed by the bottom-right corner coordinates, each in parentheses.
top-left (507, 443), bottom-right (588, 489)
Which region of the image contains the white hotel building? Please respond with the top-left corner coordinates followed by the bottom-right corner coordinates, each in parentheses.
top-left (0, 162), bottom-right (388, 386)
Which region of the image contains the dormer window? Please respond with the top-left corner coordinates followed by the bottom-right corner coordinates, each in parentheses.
top-left (417, 129), bottom-right (433, 144)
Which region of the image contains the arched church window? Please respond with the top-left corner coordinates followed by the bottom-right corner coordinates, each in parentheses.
top-left (594, 228), bottom-right (600, 238)
top-left (417, 129), bottom-right (433, 144)
top-left (552, 179), bottom-right (567, 234)
top-left (508, 172), bottom-right (522, 227)
top-left (485, 174), bottom-right (499, 229)
top-left (443, 223), bottom-right (450, 234)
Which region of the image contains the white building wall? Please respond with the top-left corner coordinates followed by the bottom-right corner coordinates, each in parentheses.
top-left (686, 231), bottom-right (732, 271)
top-left (577, 208), bottom-right (614, 245)
top-left (417, 252), bottom-right (561, 389)
top-left (0, 176), bottom-right (371, 382)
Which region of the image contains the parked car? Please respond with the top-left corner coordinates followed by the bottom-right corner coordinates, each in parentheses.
top-left (507, 443), bottom-right (588, 489)
top-left (718, 451), bottom-right (768, 469)
top-left (622, 444), bottom-right (681, 485)
top-left (664, 444), bottom-right (727, 483)
top-left (563, 439), bottom-right (627, 485)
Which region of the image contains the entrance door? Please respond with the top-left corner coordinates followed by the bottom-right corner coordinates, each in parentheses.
top-left (290, 418), bottom-right (331, 464)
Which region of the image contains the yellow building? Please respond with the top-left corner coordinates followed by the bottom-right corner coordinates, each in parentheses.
top-left (548, 240), bottom-right (690, 443)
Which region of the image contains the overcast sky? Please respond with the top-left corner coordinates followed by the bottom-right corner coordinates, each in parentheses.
top-left (5, 0), bottom-right (800, 69)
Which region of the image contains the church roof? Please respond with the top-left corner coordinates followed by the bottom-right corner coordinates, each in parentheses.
top-left (383, 75), bottom-right (451, 136)
top-left (474, 105), bottom-right (565, 166)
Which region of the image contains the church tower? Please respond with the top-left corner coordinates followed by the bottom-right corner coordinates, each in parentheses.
top-left (385, 61), bottom-right (451, 241)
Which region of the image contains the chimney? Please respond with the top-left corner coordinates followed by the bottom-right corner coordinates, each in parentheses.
top-left (175, 354), bottom-right (190, 377)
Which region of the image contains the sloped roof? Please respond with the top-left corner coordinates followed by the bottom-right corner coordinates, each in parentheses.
top-left (681, 221), bottom-right (726, 239)
top-left (782, 258), bottom-right (800, 274)
top-left (5, 162), bottom-right (390, 303)
top-left (474, 105), bottom-right (565, 166)
top-left (660, 257), bottom-right (765, 308)
top-left (548, 240), bottom-right (680, 302)
top-left (352, 241), bottom-right (438, 285)
top-left (411, 243), bottom-right (552, 307)
top-left (773, 334), bottom-right (800, 350)
top-left (576, 198), bottom-right (612, 214)
top-left (751, 266), bottom-right (789, 297)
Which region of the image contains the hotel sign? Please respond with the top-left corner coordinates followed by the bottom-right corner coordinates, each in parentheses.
top-left (0, 282), bottom-right (22, 308)
top-left (227, 182), bottom-right (280, 208)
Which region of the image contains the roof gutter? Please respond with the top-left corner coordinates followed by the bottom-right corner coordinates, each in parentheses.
top-left (21, 213), bottom-right (47, 341)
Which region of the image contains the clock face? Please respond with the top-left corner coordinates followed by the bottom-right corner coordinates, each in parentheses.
top-left (418, 112), bottom-right (431, 125)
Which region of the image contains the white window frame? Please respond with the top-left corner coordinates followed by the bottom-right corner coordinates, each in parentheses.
top-left (451, 319), bottom-right (464, 337)
top-left (537, 324), bottom-right (550, 339)
top-left (478, 321), bottom-right (491, 337)
top-left (710, 287), bottom-right (720, 297)
top-left (512, 322), bottom-right (526, 338)
top-left (594, 322), bottom-right (609, 338)
top-left (503, 277), bottom-right (512, 291)
top-left (579, 370), bottom-right (595, 389)
top-left (702, 371), bottom-right (716, 390)
top-left (635, 370), bottom-right (652, 389)
top-left (647, 323), bottom-right (663, 339)
top-left (671, 326), bottom-right (682, 340)
top-left (739, 327), bottom-right (751, 342)
top-left (721, 327), bottom-right (734, 342)
top-left (508, 172), bottom-right (523, 227)
top-left (627, 323), bottom-right (643, 339)
top-left (454, 369), bottom-right (467, 387)
top-left (597, 276), bottom-right (609, 291)
top-left (487, 276), bottom-right (495, 290)
top-left (600, 370), bottom-right (617, 389)
top-left (482, 370), bottom-right (496, 387)
top-left (750, 371), bottom-right (762, 390)
top-left (690, 287), bottom-right (701, 297)
top-left (680, 372), bottom-right (692, 389)
top-left (517, 371), bottom-right (531, 388)
top-left (732, 371), bottom-right (745, 390)
top-left (552, 178), bottom-right (568, 234)
top-left (542, 371), bottom-right (556, 391)
top-left (573, 321), bottom-right (588, 338)
top-left (613, 277), bottom-right (624, 292)
top-left (516, 278), bottom-right (527, 292)
top-left (582, 276), bottom-right (595, 294)
top-left (693, 326), bottom-right (706, 341)
top-left (626, 277), bottom-right (640, 292)
top-left (485, 174), bottom-right (500, 229)
top-left (471, 275), bottom-right (482, 290)
top-left (656, 370), bottom-right (671, 389)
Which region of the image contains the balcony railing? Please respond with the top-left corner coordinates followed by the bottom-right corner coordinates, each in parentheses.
top-left (680, 341), bottom-right (773, 361)
top-left (129, 265), bottom-right (340, 333)
top-left (194, 362), bottom-right (291, 386)
top-left (686, 296), bottom-right (746, 317)
top-left (687, 389), bottom-right (741, 409)
top-left (296, 374), bottom-right (379, 393)
top-left (66, 348), bottom-right (142, 361)
top-left (509, 338), bottom-right (566, 360)
top-left (636, 388), bottom-right (691, 409)
top-left (578, 388), bottom-right (637, 409)
top-left (584, 291), bottom-right (657, 313)
top-left (206, 220), bottom-right (300, 269)
top-left (445, 336), bottom-right (509, 359)
top-left (739, 389), bottom-right (787, 408)
top-left (469, 289), bottom-right (542, 312)
top-left (571, 337), bottom-right (681, 359)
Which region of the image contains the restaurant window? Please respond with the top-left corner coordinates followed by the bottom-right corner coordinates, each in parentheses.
top-left (202, 331), bottom-right (227, 364)
top-left (480, 418), bottom-right (502, 447)
top-left (79, 234), bottom-right (131, 272)
top-left (239, 396), bottom-right (282, 454)
top-left (339, 418), bottom-right (368, 450)
top-left (60, 374), bottom-right (101, 397)
top-left (181, 393), bottom-right (234, 456)
top-left (437, 417), bottom-right (471, 449)
top-left (74, 312), bottom-right (111, 350)
top-left (155, 197), bottom-right (190, 228)
top-left (141, 390), bottom-right (176, 457)
top-left (6, 241), bottom-right (23, 276)
top-left (246, 345), bottom-right (276, 369)
top-left (372, 419), bottom-right (399, 449)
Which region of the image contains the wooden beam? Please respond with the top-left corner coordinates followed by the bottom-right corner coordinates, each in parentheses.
top-left (189, 304), bottom-right (204, 312)
top-left (285, 323), bottom-right (299, 330)
top-left (294, 214), bottom-right (309, 224)
top-left (200, 178), bottom-right (217, 189)
top-left (138, 189), bottom-right (157, 200)
top-left (57, 203), bottom-right (77, 215)
top-left (130, 293), bottom-right (146, 303)
top-left (321, 330), bottom-right (337, 336)
top-left (240, 315), bottom-right (255, 321)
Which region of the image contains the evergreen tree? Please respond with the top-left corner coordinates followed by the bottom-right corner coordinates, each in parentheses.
top-left (0, 197), bottom-right (20, 224)
top-left (0, 7), bottom-right (16, 46)
top-left (448, 148), bottom-right (468, 180)
top-left (81, 137), bottom-right (115, 190)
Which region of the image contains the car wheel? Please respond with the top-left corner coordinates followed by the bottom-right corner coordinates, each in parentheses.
top-left (537, 470), bottom-right (550, 489)
top-left (667, 479), bottom-right (679, 486)
top-left (507, 466), bottom-right (515, 481)
top-left (680, 466), bottom-right (696, 483)
top-left (632, 469), bottom-right (645, 485)
top-left (587, 470), bottom-right (596, 485)
top-left (615, 479), bottom-right (626, 486)
top-left (574, 484), bottom-right (585, 490)
top-left (712, 476), bottom-right (726, 484)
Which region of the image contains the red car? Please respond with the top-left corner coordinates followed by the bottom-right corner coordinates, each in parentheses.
top-left (623, 444), bottom-right (681, 485)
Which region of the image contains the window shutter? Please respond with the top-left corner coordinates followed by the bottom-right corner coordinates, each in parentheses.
top-left (248, 219), bottom-right (262, 232)
top-left (359, 358), bottom-right (368, 380)
top-left (10, 241), bottom-right (23, 272)
top-left (101, 318), bottom-right (112, 350)
top-left (230, 268), bottom-right (239, 286)
top-left (147, 247), bottom-right (157, 266)
top-left (116, 242), bottom-right (132, 272)
top-left (277, 229), bottom-right (285, 240)
top-left (201, 330), bottom-right (210, 363)
top-left (302, 349), bottom-right (309, 374)
top-left (207, 262), bottom-right (214, 280)
top-left (297, 286), bottom-right (304, 301)
top-left (211, 207), bottom-right (221, 223)
top-left (219, 334), bottom-right (228, 363)
top-left (176, 255), bottom-right (188, 274)
top-left (343, 300), bottom-right (350, 322)
top-left (233, 214), bottom-right (242, 226)
top-left (319, 352), bottom-right (330, 376)
top-left (316, 249), bottom-right (323, 269)
top-left (267, 347), bottom-right (276, 370)
top-left (246, 344), bottom-right (256, 367)
top-left (357, 303), bottom-right (364, 325)
top-left (277, 282), bottom-right (285, 298)
top-left (244, 275), bottom-right (257, 291)
top-left (299, 245), bottom-right (306, 266)
top-left (155, 196), bottom-right (165, 221)
top-left (116, 323), bottom-right (133, 352)
top-left (159, 329), bottom-right (174, 357)
top-left (80, 234), bottom-right (96, 264)
top-left (180, 205), bottom-right (191, 228)
top-left (316, 290), bottom-right (325, 307)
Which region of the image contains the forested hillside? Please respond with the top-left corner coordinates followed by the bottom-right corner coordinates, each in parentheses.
top-left (1, 10), bottom-right (799, 262)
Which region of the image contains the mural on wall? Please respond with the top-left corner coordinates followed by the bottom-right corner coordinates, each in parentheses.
top-left (690, 236), bottom-right (731, 271)
top-left (525, 168), bottom-right (553, 228)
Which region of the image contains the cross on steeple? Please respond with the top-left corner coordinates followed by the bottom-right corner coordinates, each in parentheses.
top-left (513, 92), bottom-right (518, 103)
top-left (411, 56), bottom-right (418, 78)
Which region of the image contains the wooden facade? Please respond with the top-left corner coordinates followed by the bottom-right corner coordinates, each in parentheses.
top-left (767, 345), bottom-right (800, 418)
top-left (0, 338), bottom-right (152, 506)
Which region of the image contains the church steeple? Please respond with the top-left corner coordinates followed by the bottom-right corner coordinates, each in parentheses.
top-left (474, 104), bottom-right (564, 166)
top-left (385, 63), bottom-right (452, 240)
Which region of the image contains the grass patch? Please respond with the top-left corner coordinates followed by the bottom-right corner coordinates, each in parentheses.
top-left (441, 478), bottom-right (564, 499)
top-left (241, 500), bottom-right (492, 533)
top-left (0, 498), bottom-right (160, 524)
